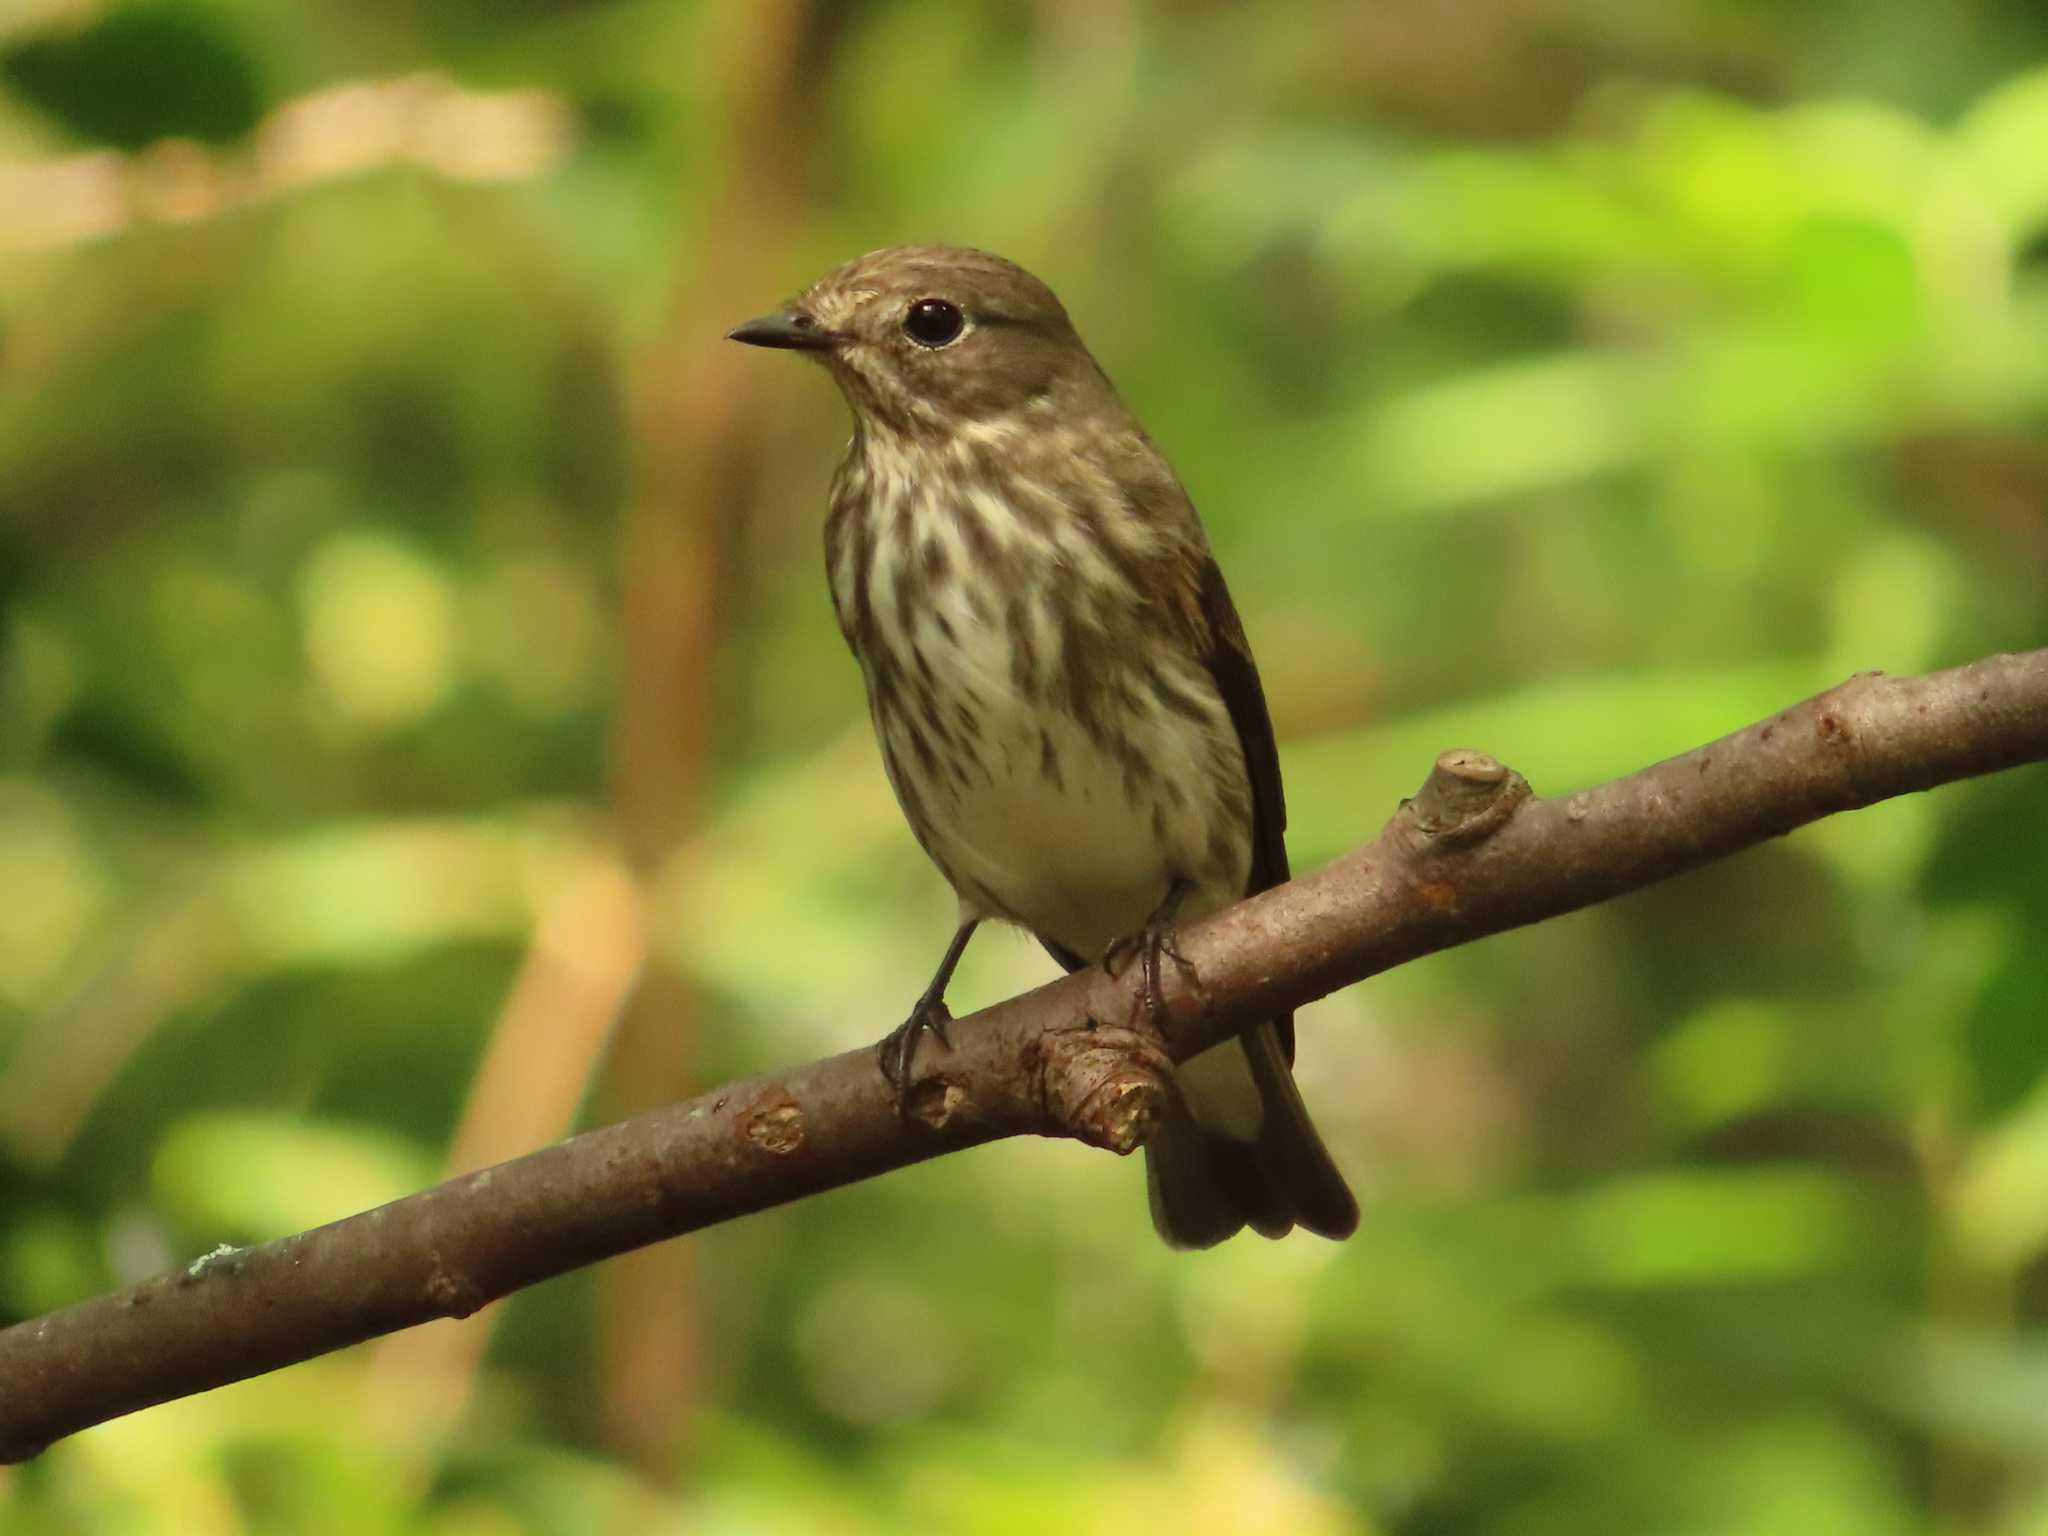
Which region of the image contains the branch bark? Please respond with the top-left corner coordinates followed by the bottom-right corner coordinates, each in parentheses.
top-left (3, 651), bottom-right (2044, 1460)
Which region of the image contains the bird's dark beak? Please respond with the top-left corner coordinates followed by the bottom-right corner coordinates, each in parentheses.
top-left (726, 310), bottom-right (838, 352)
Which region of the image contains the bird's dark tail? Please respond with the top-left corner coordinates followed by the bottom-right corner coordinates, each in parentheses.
top-left (1144, 1018), bottom-right (1357, 1249)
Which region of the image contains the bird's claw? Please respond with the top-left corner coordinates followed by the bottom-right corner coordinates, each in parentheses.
top-left (1104, 921), bottom-right (1202, 1031)
top-left (876, 993), bottom-right (953, 1112)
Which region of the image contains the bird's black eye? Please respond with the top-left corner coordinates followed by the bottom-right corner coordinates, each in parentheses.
top-left (903, 298), bottom-right (965, 348)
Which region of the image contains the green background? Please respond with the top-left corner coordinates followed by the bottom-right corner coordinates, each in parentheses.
top-left (2, 0), bottom-right (2047, 1530)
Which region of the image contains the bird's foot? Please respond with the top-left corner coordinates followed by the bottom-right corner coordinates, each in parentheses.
top-left (876, 989), bottom-right (954, 1113)
top-left (1104, 887), bottom-right (1202, 1032)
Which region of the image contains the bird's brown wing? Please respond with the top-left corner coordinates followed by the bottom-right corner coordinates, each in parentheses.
top-left (1165, 555), bottom-right (1295, 1057)
top-left (1192, 564), bottom-right (1289, 908)
top-left (1175, 554), bottom-right (1357, 1243)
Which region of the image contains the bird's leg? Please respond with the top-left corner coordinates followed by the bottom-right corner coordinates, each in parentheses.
top-left (877, 918), bottom-right (979, 1110)
top-left (1103, 877), bottom-right (1202, 1030)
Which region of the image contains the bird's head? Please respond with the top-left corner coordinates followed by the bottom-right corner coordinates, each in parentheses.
top-left (728, 245), bottom-right (1111, 436)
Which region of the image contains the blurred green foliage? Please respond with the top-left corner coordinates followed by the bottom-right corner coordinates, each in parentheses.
top-left (2, 0), bottom-right (2047, 1531)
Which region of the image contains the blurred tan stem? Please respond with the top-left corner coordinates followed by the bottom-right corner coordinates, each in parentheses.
top-left (601, 0), bottom-right (816, 1468)
top-left (0, 895), bottom-right (226, 1166)
top-left (358, 854), bottom-right (644, 1445)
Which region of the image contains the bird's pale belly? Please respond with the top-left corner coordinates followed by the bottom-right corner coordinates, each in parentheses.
top-left (921, 712), bottom-right (1228, 957)
top-left (865, 606), bottom-right (1252, 961)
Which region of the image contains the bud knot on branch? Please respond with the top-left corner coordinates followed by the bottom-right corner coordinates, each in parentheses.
top-left (1402, 749), bottom-right (1532, 845)
top-left (1035, 1020), bottom-right (1175, 1154)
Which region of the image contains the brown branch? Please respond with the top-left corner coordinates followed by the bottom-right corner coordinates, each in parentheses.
top-left (3, 651), bottom-right (2045, 1460)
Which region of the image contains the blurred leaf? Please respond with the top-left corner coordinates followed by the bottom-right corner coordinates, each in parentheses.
top-left (1954, 1079), bottom-right (2048, 1269)
top-left (0, 1206), bottom-right (103, 1319)
top-left (1958, 65), bottom-right (2048, 238)
top-left (151, 1111), bottom-right (435, 1242)
top-left (1568, 1168), bottom-right (1880, 1288)
top-left (1286, 660), bottom-right (1830, 864)
top-left (1, 2), bottom-right (265, 150)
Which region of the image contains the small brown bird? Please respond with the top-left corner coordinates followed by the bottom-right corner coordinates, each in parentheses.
top-left (730, 246), bottom-right (1356, 1247)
